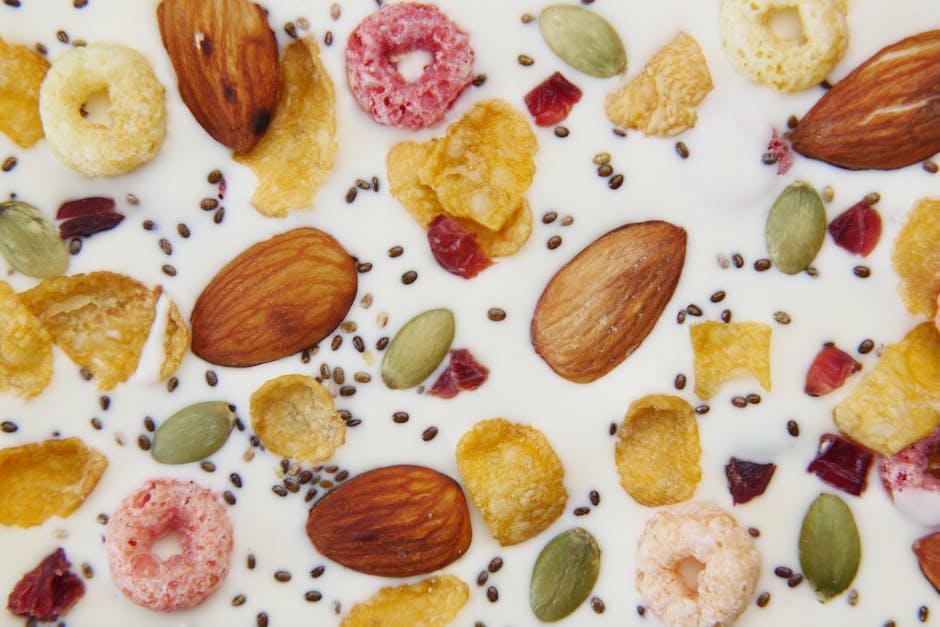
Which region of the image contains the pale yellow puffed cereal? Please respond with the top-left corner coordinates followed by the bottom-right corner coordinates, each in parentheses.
top-left (605, 32), bottom-right (712, 137)
top-left (455, 418), bottom-right (567, 545)
top-left (690, 321), bottom-right (772, 400)
top-left (720, 0), bottom-right (848, 93)
top-left (340, 575), bottom-right (469, 627)
top-left (893, 198), bottom-right (940, 320)
top-left (0, 280), bottom-right (52, 399)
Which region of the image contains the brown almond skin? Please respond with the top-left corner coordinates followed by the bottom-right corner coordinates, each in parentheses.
top-left (531, 220), bottom-right (686, 383)
top-left (190, 227), bottom-right (357, 367)
top-left (914, 531), bottom-right (940, 593)
top-left (791, 30), bottom-right (940, 170)
top-left (306, 465), bottom-right (472, 577)
top-left (158, 0), bottom-right (278, 153)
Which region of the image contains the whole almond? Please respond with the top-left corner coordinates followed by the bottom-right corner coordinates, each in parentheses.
top-left (306, 465), bottom-right (472, 577)
top-left (790, 30), bottom-right (940, 170)
top-left (531, 220), bottom-right (686, 383)
top-left (158, 0), bottom-right (278, 153)
top-left (190, 227), bottom-right (357, 367)
top-left (913, 531), bottom-right (940, 593)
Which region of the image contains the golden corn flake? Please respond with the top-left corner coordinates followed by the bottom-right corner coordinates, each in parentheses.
top-left (418, 99), bottom-right (537, 232)
top-left (605, 31), bottom-right (713, 137)
top-left (834, 323), bottom-right (940, 456)
top-left (691, 320), bottom-right (771, 400)
top-left (159, 300), bottom-right (189, 381)
top-left (0, 280), bottom-right (53, 399)
top-left (0, 437), bottom-right (107, 528)
top-left (20, 271), bottom-right (160, 391)
top-left (455, 418), bottom-right (567, 546)
top-left (461, 199), bottom-right (533, 258)
top-left (250, 374), bottom-right (345, 463)
top-left (235, 36), bottom-right (336, 217)
top-left (615, 394), bottom-right (701, 507)
top-left (893, 198), bottom-right (940, 319)
top-left (0, 37), bottom-right (49, 147)
top-left (340, 575), bottom-right (469, 627)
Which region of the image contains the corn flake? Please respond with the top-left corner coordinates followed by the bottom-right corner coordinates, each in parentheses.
top-left (159, 300), bottom-right (189, 381)
top-left (893, 198), bottom-right (940, 319)
top-left (0, 37), bottom-right (49, 147)
top-left (605, 31), bottom-right (713, 137)
top-left (235, 36), bottom-right (336, 217)
top-left (834, 323), bottom-right (940, 456)
top-left (691, 320), bottom-right (771, 400)
top-left (455, 418), bottom-right (567, 546)
top-left (0, 280), bottom-right (52, 399)
top-left (615, 394), bottom-right (701, 507)
top-left (19, 272), bottom-right (160, 391)
top-left (340, 575), bottom-right (469, 627)
top-left (0, 437), bottom-right (107, 528)
top-left (250, 374), bottom-right (345, 463)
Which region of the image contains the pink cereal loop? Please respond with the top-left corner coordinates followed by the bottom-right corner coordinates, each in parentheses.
top-left (106, 478), bottom-right (233, 612)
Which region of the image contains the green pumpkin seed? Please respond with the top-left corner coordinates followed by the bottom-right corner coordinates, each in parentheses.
top-left (530, 527), bottom-right (600, 622)
top-left (381, 308), bottom-right (455, 389)
top-left (799, 493), bottom-right (861, 602)
top-left (765, 182), bottom-right (826, 274)
top-left (539, 5), bottom-right (627, 78)
top-left (0, 200), bottom-right (69, 279)
top-left (151, 401), bottom-right (236, 464)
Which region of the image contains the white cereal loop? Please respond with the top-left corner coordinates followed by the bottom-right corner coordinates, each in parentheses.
top-left (39, 43), bottom-right (166, 177)
top-left (720, 0), bottom-right (848, 93)
top-left (636, 501), bottom-right (761, 627)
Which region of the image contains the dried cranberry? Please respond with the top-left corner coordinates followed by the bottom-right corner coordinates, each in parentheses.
top-left (808, 433), bottom-right (874, 496)
top-left (7, 548), bottom-right (85, 622)
top-left (55, 196), bottom-right (116, 219)
top-left (428, 364), bottom-right (459, 399)
top-left (524, 71), bottom-right (582, 127)
top-left (58, 211), bottom-right (125, 239)
top-left (766, 128), bottom-right (793, 175)
top-left (427, 214), bottom-right (493, 278)
top-left (828, 200), bottom-right (882, 257)
top-left (804, 346), bottom-right (861, 396)
top-left (725, 457), bottom-right (776, 504)
top-left (429, 348), bottom-right (490, 399)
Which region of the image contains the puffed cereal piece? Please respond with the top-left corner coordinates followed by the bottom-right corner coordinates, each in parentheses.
top-left (0, 438), bottom-right (107, 528)
top-left (159, 300), bottom-right (189, 381)
top-left (893, 198), bottom-right (940, 319)
top-left (250, 374), bottom-right (345, 463)
top-left (0, 37), bottom-right (49, 147)
top-left (0, 280), bottom-right (53, 399)
top-left (605, 32), bottom-right (713, 137)
top-left (19, 272), bottom-right (160, 390)
top-left (690, 321), bottom-right (772, 400)
top-left (340, 575), bottom-right (469, 627)
top-left (455, 418), bottom-right (567, 545)
top-left (834, 323), bottom-right (940, 456)
top-left (616, 395), bottom-right (701, 506)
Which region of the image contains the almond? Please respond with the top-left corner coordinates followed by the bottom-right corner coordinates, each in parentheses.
top-left (531, 220), bottom-right (686, 383)
top-left (157, 0), bottom-right (278, 153)
top-left (190, 227), bottom-right (357, 367)
top-left (790, 30), bottom-right (940, 170)
top-left (306, 465), bottom-right (472, 577)
top-left (914, 531), bottom-right (940, 593)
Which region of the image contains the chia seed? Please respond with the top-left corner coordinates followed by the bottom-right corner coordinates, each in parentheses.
top-left (748, 527), bottom-right (760, 537)
top-left (272, 485), bottom-right (288, 497)
top-left (477, 571), bottom-right (488, 586)
top-left (853, 265), bottom-right (871, 278)
top-left (573, 506), bottom-right (590, 516)
top-left (919, 605), bottom-right (929, 622)
top-left (547, 235), bottom-right (562, 250)
top-left (686, 304), bottom-right (703, 316)
top-left (232, 594), bottom-right (246, 607)
top-left (731, 396), bottom-right (748, 408)
top-left (925, 161), bottom-right (939, 174)
top-left (746, 393), bottom-right (761, 404)
top-left (205, 370), bottom-right (218, 386)
top-left (864, 192), bottom-right (881, 205)
top-left (57, 30), bottom-right (70, 43)
top-left (675, 142), bottom-right (690, 159)
top-left (472, 74), bottom-right (487, 87)
top-left (486, 586), bottom-right (499, 602)
top-left (597, 164), bottom-right (614, 177)
top-left (732, 253), bottom-right (744, 268)
top-left (721, 309), bottom-right (732, 323)
top-left (542, 211), bottom-right (558, 224)
top-left (421, 426), bottom-right (438, 441)
top-left (310, 565), bottom-right (325, 578)
top-left (339, 386), bottom-right (356, 397)
top-left (674, 373), bottom-right (686, 390)
top-left (1, 156), bottom-right (16, 172)
top-left (774, 566), bottom-right (793, 578)
top-left (247, 554), bottom-right (256, 569)
top-left (376, 337), bottom-right (389, 350)
top-left (593, 152), bottom-right (611, 165)
top-left (591, 597), bottom-right (606, 613)
top-left (200, 198), bottom-right (219, 211)
top-left (161, 264), bottom-right (177, 276)
top-left (402, 270), bottom-right (418, 284)
top-left (352, 336), bottom-right (365, 352)
top-left (694, 404), bottom-right (710, 415)
top-left (223, 491), bottom-right (236, 505)
top-left (787, 573), bottom-right (804, 587)
top-left (324, 31), bottom-right (333, 46)
top-left (158, 238), bottom-right (172, 255)
top-left (676, 310), bottom-right (686, 324)
top-left (1, 421), bottom-right (18, 433)
top-left (589, 490), bottom-right (600, 506)
top-left (177, 223), bottom-right (191, 238)
top-left (137, 435), bottom-right (151, 451)
top-left (754, 258), bottom-right (772, 271)
top-left (560, 216), bottom-right (574, 226)
top-left (608, 173), bottom-right (624, 189)
top-left (710, 290), bottom-right (726, 303)
top-left (388, 245), bottom-right (404, 257)
top-left (200, 461), bottom-right (216, 473)
top-left (274, 570), bottom-right (291, 582)
top-left (757, 592), bottom-right (771, 607)
top-left (69, 238), bottom-right (82, 255)
top-left (393, 411), bottom-right (409, 423)
top-left (787, 420), bottom-right (800, 436)
top-left (305, 590), bottom-right (322, 602)
top-left (331, 335), bottom-right (342, 350)
top-left (91, 417), bottom-right (103, 430)
top-left (142, 219), bottom-right (155, 230)
top-left (517, 54), bottom-right (534, 66)
top-left (774, 311), bottom-right (792, 325)
top-left (354, 372), bottom-right (371, 383)
top-left (554, 126), bottom-right (570, 138)
top-left (858, 338), bottom-right (875, 354)
top-left (488, 307), bottom-right (506, 321)
top-left (488, 557), bottom-right (503, 573)
top-left (257, 612), bottom-right (269, 627)
top-left (230, 473), bottom-right (243, 488)
top-left (213, 207), bottom-right (225, 224)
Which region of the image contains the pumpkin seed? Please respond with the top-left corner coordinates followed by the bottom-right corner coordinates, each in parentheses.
top-left (799, 493), bottom-right (860, 602)
top-left (381, 308), bottom-right (454, 389)
top-left (765, 182), bottom-right (826, 274)
top-left (539, 5), bottom-right (626, 78)
top-left (0, 200), bottom-right (69, 279)
top-left (151, 401), bottom-right (236, 464)
top-left (530, 527), bottom-right (600, 622)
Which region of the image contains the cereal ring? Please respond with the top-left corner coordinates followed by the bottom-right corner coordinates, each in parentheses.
top-left (636, 501), bottom-right (760, 627)
top-left (720, 0), bottom-right (848, 93)
top-left (106, 479), bottom-right (232, 611)
top-left (345, 3), bottom-right (474, 129)
top-left (881, 426), bottom-right (940, 526)
top-left (39, 43), bottom-right (166, 177)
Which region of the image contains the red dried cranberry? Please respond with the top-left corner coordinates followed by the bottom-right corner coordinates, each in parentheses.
top-left (807, 433), bottom-right (874, 496)
top-left (804, 346), bottom-right (861, 396)
top-left (725, 457), bottom-right (776, 504)
top-left (55, 196), bottom-right (116, 219)
top-left (427, 214), bottom-right (493, 278)
top-left (58, 211), bottom-right (125, 239)
top-left (766, 128), bottom-right (793, 175)
top-left (828, 200), bottom-right (882, 257)
top-left (429, 348), bottom-right (490, 399)
top-left (7, 548), bottom-right (85, 622)
top-left (524, 71), bottom-right (582, 127)
top-left (428, 364), bottom-right (459, 399)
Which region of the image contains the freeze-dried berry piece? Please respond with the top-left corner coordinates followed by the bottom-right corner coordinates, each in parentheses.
top-left (766, 128), bottom-right (793, 175)
top-left (725, 457), bottom-right (776, 504)
top-left (807, 433), bottom-right (874, 496)
top-left (828, 200), bottom-right (882, 257)
top-left (804, 345), bottom-right (861, 396)
top-left (55, 196), bottom-right (115, 219)
top-left (58, 211), bottom-right (125, 239)
top-left (7, 548), bottom-right (85, 622)
top-left (525, 71), bottom-right (582, 127)
top-left (429, 348), bottom-right (490, 399)
top-left (427, 214), bottom-right (493, 278)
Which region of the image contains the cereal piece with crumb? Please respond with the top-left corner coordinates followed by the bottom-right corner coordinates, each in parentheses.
top-left (340, 575), bottom-right (469, 627)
